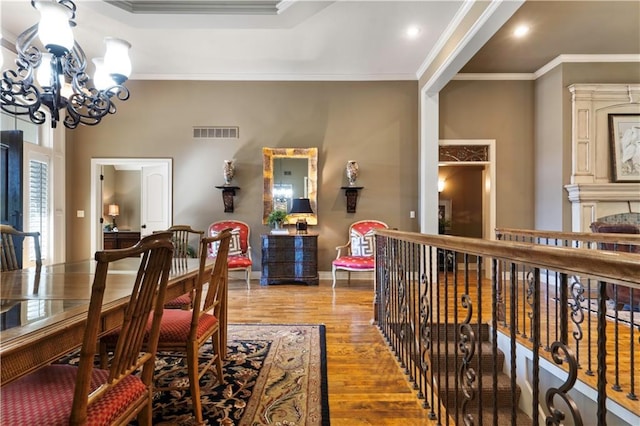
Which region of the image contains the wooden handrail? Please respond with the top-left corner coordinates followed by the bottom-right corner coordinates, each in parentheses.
top-left (495, 227), bottom-right (640, 245)
top-left (376, 229), bottom-right (640, 289)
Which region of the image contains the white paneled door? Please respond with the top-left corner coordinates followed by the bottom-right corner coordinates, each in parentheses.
top-left (140, 163), bottom-right (170, 237)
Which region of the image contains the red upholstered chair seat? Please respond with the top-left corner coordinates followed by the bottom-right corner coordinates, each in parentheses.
top-left (163, 293), bottom-right (193, 309)
top-left (332, 255), bottom-right (375, 269)
top-left (227, 255), bottom-right (252, 268)
top-left (1, 365), bottom-right (146, 426)
top-left (155, 309), bottom-right (218, 343)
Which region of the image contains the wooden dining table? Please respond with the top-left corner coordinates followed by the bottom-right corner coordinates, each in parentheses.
top-left (0, 256), bottom-right (222, 386)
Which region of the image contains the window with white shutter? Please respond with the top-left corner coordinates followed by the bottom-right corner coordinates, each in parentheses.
top-left (27, 157), bottom-right (49, 263)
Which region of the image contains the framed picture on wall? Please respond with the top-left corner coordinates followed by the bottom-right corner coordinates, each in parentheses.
top-left (608, 114), bottom-right (640, 182)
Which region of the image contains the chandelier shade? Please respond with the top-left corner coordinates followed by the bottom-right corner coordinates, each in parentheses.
top-left (1, 0), bottom-right (132, 129)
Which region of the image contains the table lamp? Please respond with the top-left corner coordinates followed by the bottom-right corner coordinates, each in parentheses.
top-left (108, 204), bottom-right (120, 231)
top-left (289, 198), bottom-right (314, 234)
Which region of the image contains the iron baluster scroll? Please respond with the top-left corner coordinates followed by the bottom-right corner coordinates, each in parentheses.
top-left (545, 342), bottom-right (584, 426)
top-left (1, 0), bottom-right (131, 129)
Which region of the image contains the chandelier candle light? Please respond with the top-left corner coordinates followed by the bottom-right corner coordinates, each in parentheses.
top-left (1, 0), bottom-right (132, 129)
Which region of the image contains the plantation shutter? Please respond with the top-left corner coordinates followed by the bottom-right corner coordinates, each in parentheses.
top-left (28, 158), bottom-right (48, 262)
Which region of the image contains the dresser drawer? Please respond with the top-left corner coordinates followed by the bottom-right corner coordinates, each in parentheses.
top-left (260, 234), bottom-right (318, 286)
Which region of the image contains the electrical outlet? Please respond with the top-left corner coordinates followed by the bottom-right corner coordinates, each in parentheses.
top-left (410, 211), bottom-right (415, 218)
top-left (77, 210), bottom-right (85, 218)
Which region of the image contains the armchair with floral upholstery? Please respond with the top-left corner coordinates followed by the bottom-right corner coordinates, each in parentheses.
top-left (332, 220), bottom-right (388, 288)
top-left (208, 220), bottom-right (252, 288)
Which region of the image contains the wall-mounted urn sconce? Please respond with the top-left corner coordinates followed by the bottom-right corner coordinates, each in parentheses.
top-left (342, 160), bottom-right (362, 212)
top-left (215, 185), bottom-right (240, 213)
top-left (216, 160), bottom-right (239, 212)
top-left (340, 186), bottom-right (363, 213)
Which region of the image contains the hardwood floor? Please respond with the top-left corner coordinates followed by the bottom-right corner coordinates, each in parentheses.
top-left (227, 276), bottom-right (640, 424)
top-left (227, 278), bottom-right (437, 425)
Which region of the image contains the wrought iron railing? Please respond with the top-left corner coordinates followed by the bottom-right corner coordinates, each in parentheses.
top-left (374, 229), bottom-right (640, 425)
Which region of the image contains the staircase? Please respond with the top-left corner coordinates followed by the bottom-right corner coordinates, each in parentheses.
top-left (428, 323), bottom-right (529, 424)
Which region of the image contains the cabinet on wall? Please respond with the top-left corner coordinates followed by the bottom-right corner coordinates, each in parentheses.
top-left (260, 234), bottom-right (318, 285)
top-left (103, 231), bottom-right (141, 249)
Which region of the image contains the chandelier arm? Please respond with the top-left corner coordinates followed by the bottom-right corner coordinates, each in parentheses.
top-left (57, 0), bottom-right (78, 20)
top-left (63, 85), bottom-right (129, 129)
top-left (16, 23), bottom-right (40, 65)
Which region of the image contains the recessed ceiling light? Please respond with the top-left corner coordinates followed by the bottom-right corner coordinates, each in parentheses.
top-left (513, 25), bottom-right (530, 38)
top-left (406, 26), bottom-right (421, 39)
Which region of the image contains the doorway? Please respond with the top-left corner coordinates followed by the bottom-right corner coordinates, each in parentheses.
top-left (90, 158), bottom-right (172, 257)
top-left (438, 139), bottom-right (495, 241)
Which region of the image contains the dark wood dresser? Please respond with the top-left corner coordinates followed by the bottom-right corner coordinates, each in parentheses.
top-left (260, 234), bottom-right (318, 285)
top-left (103, 231), bottom-right (141, 250)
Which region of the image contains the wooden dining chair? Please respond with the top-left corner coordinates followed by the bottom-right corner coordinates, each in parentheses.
top-left (0, 232), bottom-right (174, 425)
top-left (100, 228), bottom-right (232, 424)
top-left (0, 224), bottom-right (42, 272)
top-left (167, 224), bottom-right (205, 260)
top-left (163, 225), bottom-right (205, 309)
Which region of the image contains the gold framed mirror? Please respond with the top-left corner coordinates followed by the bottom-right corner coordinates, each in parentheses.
top-left (263, 147), bottom-right (318, 225)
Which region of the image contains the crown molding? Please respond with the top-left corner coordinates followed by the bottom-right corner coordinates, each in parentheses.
top-left (130, 72), bottom-right (418, 82)
top-left (105, 0), bottom-right (283, 15)
top-left (456, 54), bottom-right (640, 82)
top-left (534, 54), bottom-right (640, 79)
top-left (452, 73), bottom-right (535, 81)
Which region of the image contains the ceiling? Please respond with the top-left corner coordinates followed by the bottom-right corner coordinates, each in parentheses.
top-left (1, 1), bottom-right (639, 83)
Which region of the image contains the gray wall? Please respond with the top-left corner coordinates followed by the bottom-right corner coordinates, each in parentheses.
top-left (534, 66), bottom-right (565, 231)
top-left (67, 80), bottom-right (420, 270)
top-left (439, 79), bottom-right (536, 229)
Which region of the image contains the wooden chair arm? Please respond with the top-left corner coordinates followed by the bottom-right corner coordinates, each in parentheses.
top-left (335, 242), bottom-right (351, 258)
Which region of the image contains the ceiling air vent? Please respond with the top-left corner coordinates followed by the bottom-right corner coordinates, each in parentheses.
top-left (193, 126), bottom-right (239, 140)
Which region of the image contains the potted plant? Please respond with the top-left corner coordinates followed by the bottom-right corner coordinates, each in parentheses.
top-left (267, 210), bottom-right (288, 229)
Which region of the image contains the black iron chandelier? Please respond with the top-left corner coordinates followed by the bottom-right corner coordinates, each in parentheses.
top-left (1, 0), bottom-right (131, 129)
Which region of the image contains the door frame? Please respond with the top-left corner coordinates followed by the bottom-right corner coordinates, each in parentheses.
top-left (438, 139), bottom-right (496, 241)
top-left (90, 158), bottom-right (172, 257)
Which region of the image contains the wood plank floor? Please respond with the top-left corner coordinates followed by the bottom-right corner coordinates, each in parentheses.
top-left (227, 278), bottom-right (437, 425)
top-left (227, 276), bottom-right (640, 424)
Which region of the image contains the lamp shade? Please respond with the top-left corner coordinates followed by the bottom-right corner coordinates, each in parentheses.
top-left (289, 198), bottom-right (313, 214)
top-left (104, 37), bottom-right (132, 82)
top-left (108, 204), bottom-right (120, 217)
top-left (36, 0), bottom-right (74, 54)
top-left (92, 57), bottom-right (115, 91)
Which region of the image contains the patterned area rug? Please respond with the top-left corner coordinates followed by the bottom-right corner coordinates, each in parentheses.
top-left (57, 324), bottom-right (329, 426)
